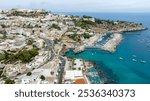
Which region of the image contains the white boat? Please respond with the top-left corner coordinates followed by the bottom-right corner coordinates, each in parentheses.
top-left (141, 60), bottom-right (147, 63)
top-left (119, 57), bottom-right (123, 60)
top-left (132, 59), bottom-right (137, 62)
top-left (132, 55), bottom-right (137, 58)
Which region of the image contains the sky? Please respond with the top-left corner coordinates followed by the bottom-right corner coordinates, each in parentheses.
top-left (0, 0), bottom-right (150, 12)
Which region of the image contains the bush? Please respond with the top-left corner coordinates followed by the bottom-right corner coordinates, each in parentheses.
top-left (72, 68), bottom-right (76, 70)
top-left (68, 34), bottom-right (81, 42)
top-left (0, 71), bottom-right (2, 77)
top-left (16, 48), bottom-right (39, 63)
top-left (83, 15), bottom-right (92, 18)
top-left (1, 48), bottom-right (39, 63)
top-left (76, 19), bottom-right (95, 29)
top-left (27, 38), bottom-right (34, 45)
top-left (40, 75), bottom-right (45, 80)
top-left (5, 79), bottom-right (15, 84)
top-left (27, 72), bottom-right (32, 76)
top-left (0, 53), bottom-right (5, 61)
top-left (82, 33), bottom-right (92, 39)
top-left (51, 24), bottom-right (61, 30)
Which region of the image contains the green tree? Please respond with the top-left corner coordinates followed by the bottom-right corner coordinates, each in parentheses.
top-left (27, 38), bottom-right (34, 45)
top-left (17, 48), bottom-right (39, 63)
top-left (5, 79), bottom-right (15, 84)
top-left (27, 72), bottom-right (32, 76)
top-left (51, 24), bottom-right (61, 30)
top-left (40, 75), bottom-right (45, 80)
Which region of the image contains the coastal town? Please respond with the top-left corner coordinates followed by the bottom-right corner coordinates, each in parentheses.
top-left (0, 9), bottom-right (145, 84)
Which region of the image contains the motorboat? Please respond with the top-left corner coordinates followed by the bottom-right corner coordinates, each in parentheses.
top-left (140, 60), bottom-right (147, 63)
top-left (119, 57), bottom-right (123, 60)
top-left (132, 59), bottom-right (137, 62)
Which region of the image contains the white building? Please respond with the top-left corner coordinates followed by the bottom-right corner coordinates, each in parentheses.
top-left (65, 70), bottom-right (83, 80)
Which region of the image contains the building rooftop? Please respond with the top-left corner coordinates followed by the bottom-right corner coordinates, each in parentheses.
top-left (65, 70), bottom-right (83, 80)
top-left (75, 78), bottom-right (87, 84)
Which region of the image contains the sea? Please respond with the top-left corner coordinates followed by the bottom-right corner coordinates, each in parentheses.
top-left (56, 12), bottom-right (150, 84)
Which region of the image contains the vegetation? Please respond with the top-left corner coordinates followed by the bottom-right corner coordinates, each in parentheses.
top-left (0, 71), bottom-right (3, 78)
top-left (68, 33), bottom-right (92, 41)
top-left (54, 39), bottom-right (61, 44)
top-left (0, 53), bottom-right (5, 61)
top-left (68, 34), bottom-right (81, 42)
top-left (78, 67), bottom-right (81, 71)
top-left (50, 71), bottom-right (54, 75)
top-left (95, 18), bottom-right (103, 24)
top-left (5, 79), bottom-right (15, 84)
top-left (9, 9), bottom-right (48, 17)
top-left (16, 48), bottom-right (39, 63)
top-left (82, 33), bottom-right (92, 39)
top-left (83, 15), bottom-right (92, 18)
top-left (27, 38), bottom-right (34, 45)
top-left (0, 48), bottom-right (39, 63)
top-left (27, 72), bottom-right (32, 76)
top-left (76, 19), bottom-right (95, 29)
top-left (40, 75), bottom-right (45, 80)
top-left (72, 68), bottom-right (76, 70)
top-left (51, 24), bottom-right (61, 30)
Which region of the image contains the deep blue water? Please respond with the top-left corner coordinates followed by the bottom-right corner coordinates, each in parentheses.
top-left (62, 12), bottom-right (150, 84)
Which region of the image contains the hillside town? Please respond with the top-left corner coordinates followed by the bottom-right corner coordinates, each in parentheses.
top-left (0, 9), bottom-right (145, 84)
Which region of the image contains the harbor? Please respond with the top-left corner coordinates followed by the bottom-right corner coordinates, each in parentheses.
top-left (66, 12), bottom-right (150, 84)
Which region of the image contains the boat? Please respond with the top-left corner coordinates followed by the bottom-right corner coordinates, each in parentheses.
top-left (140, 60), bottom-right (147, 63)
top-left (132, 59), bottom-right (137, 62)
top-left (132, 55), bottom-right (137, 58)
top-left (119, 57), bottom-right (123, 60)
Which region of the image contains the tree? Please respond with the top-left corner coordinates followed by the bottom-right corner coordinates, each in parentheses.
top-left (51, 24), bottom-right (61, 30)
top-left (40, 75), bottom-right (45, 80)
top-left (17, 48), bottom-right (39, 63)
top-left (27, 72), bottom-right (32, 76)
top-left (5, 79), bottom-right (15, 84)
top-left (27, 38), bottom-right (34, 45)
top-left (50, 71), bottom-right (54, 75)
top-left (83, 15), bottom-right (92, 18)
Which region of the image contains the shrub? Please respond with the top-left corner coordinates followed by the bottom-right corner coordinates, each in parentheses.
top-left (5, 79), bottom-right (15, 84)
top-left (40, 75), bottom-right (45, 80)
top-left (27, 72), bottom-right (32, 76)
top-left (51, 24), bottom-right (61, 30)
top-left (27, 38), bottom-right (34, 45)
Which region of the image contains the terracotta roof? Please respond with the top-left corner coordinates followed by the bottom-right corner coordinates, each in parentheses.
top-left (75, 78), bottom-right (87, 84)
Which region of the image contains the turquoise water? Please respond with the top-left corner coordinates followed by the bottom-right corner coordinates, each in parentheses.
top-left (87, 68), bottom-right (102, 84)
top-left (64, 12), bottom-right (150, 84)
